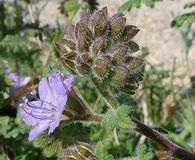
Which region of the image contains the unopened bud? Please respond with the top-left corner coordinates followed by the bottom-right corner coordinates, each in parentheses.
top-left (121, 25), bottom-right (139, 41)
top-left (91, 7), bottom-right (108, 36)
top-left (77, 37), bottom-right (88, 53)
top-left (110, 13), bottom-right (126, 36)
top-left (123, 56), bottom-right (144, 71)
top-left (93, 58), bottom-right (110, 78)
top-left (61, 39), bottom-right (76, 51)
top-left (80, 53), bottom-right (91, 63)
top-left (75, 21), bottom-right (92, 39)
top-left (67, 24), bottom-right (76, 39)
top-left (112, 65), bottom-right (130, 85)
top-left (80, 10), bottom-right (91, 24)
top-left (111, 44), bottom-right (128, 62)
top-left (120, 85), bottom-right (136, 95)
top-left (92, 36), bottom-right (110, 55)
top-left (64, 51), bottom-right (77, 60)
top-left (126, 41), bottom-right (139, 53)
top-left (76, 57), bottom-right (91, 74)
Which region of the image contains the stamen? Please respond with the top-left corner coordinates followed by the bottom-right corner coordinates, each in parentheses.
top-left (30, 111), bottom-right (55, 120)
top-left (26, 94), bottom-right (56, 110)
top-left (22, 105), bottom-right (56, 120)
top-left (26, 101), bottom-right (56, 113)
top-left (22, 97), bottom-right (28, 103)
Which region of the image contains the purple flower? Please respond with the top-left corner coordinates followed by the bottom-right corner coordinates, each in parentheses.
top-left (60, 22), bottom-right (65, 31)
top-left (19, 70), bottom-right (74, 141)
top-left (5, 69), bottom-right (31, 95)
top-left (48, 23), bottom-right (55, 31)
top-left (47, 22), bottom-right (66, 32)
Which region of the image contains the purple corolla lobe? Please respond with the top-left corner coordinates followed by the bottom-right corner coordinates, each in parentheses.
top-left (19, 70), bottom-right (74, 141)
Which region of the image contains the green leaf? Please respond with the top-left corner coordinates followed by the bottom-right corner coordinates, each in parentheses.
top-left (138, 144), bottom-right (147, 159)
top-left (171, 12), bottom-right (195, 27)
top-left (103, 105), bottom-right (134, 129)
top-left (0, 116), bottom-right (10, 125)
top-left (95, 143), bottom-right (114, 160)
top-left (43, 140), bottom-right (58, 158)
top-left (33, 135), bottom-right (50, 148)
top-left (184, 2), bottom-right (195, 9)
top-left (143, 0), bottom-right (155, 7)
top-left (59, 0), bottom-right (80, 20)
top-left (56, 141), bottom-right (63, 157)
top-left (0, 34), bottom-right (42, 74)
top-left (118, 0), bottom-right (156, 12)
top-left (118, 1), bottom-right (133, 12)
top-left (138, 144), bottom-right (155, 160)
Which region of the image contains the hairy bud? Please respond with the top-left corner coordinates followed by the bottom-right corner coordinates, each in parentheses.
top-left (112, 65), bottom-right (130, 86)
top-left (110, 44), bottom-right (128, 62)
top-left (93, 58), bottom-right (110, 78)
top-left (91, 7), bottom-right (108, 36)
top-left (60, 143), bottom-right (98, 160)
top-left (92, 36), bottom-right (110, 55)
top-left (121, 25), bottom-right (140, 41)
top-left (109, 13), bottom-right (126, 36)
top-left (61, 39), bottom-right (76, 51)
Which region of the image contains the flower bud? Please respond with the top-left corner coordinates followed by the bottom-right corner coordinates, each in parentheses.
top-left (67, 24), bottom-right (76, 39)
top-left (60, 144), bottom-right (98, 160)
top-left (75, 21), bottom-right (92, 40)
top-left (80, 53), bottom-right (92, 64)
top-left (121, 25), bottom-right (140, 41)
top-left (80, 10), bottom-right (91, 24)
top-left (123, 56), bottom-right (144, 71)
top-left (109, 13), bottom-right (126, 36)
top-left (120, 84), bottom-right (136, 95)
top-left (112, 65), bottom-right (130, 86)
top-left (65, 51), bottom-right (77, 60)
top-left (125, 41), bottom-right (139, 53)
top-left (91, 7), bottom-right (108, 36)
top-left (110, 44), bottom-right (128, 62)
top-left (61, 39), bottom-right (76, 51)
top-left (61, 51), bottom-right (77, 68)
top-left (76, 55), bottom-right (91, 74)
top-left (76, 145), bottom-right (94, 159)
top-left (77, 37), bottom-right (89, 53)
top-left (93, 58), bottom-right (110, 78)
top-left (92, 36), bottom-right (110, 55)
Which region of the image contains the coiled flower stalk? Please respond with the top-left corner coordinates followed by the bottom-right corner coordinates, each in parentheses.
top-left (56, 7), bottom-right (144, 105)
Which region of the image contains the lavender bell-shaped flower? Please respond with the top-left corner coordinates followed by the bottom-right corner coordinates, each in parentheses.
top-left (19, 70), bottom-right (74, 141)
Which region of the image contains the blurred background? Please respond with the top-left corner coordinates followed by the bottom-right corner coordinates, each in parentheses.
top-left (0, 0), bottom-right (195, 159)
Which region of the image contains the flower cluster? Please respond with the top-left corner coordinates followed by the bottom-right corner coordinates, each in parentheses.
top-left (57, 7), bottom-right (144, 95)
top-left (19, 70), bottom-right (74, 141)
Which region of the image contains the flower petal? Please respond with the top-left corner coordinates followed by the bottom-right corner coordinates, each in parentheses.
top-left (28, 120), bottom-right (51, 141)
top-left (48, 95), bottom-right (67, 134)
top-left (19, 101), bottom-right (41, 126)
top-left (63, 75), bottom-right (75, 93)
top-left (38, 78), bottom-right (54, 104)
top-left (48, 75), bottom-right (67, 105)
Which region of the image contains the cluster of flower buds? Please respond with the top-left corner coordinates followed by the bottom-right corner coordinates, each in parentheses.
top-left (60, 142), bottom-right (98, 160)
top-left (56, 7), bottom-right (144, 95)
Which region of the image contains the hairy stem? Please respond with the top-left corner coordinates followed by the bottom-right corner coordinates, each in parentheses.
top-left (131, 117), bottom-right (195, 160)
top-left (73, 112), bottom-right (195, 160)
top-left (91, 78), bottom-right (118, 109)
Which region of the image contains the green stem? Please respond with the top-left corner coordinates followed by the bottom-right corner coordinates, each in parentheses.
top-left (91, 78), bottom-right (118, 109)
